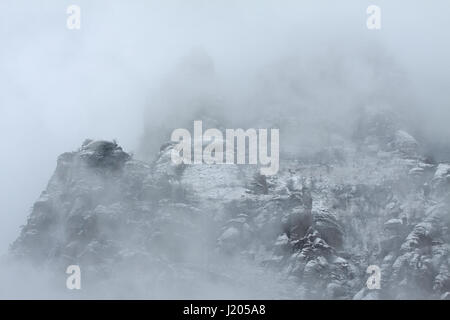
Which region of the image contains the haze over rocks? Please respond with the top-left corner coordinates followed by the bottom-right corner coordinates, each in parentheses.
top-left (7, 109), bottom-right (450, 299)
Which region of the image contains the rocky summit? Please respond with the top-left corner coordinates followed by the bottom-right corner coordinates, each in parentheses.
top-left (9, 115), bottom-right (450, 299)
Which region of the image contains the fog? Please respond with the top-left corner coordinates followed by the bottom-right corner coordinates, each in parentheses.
top-left (0, 0), bottom-right (449, 297)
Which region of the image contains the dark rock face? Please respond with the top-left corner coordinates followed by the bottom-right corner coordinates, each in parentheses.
top-left (9, 127), bottom-right (450, 299)
top-left (79, 140), bottom-right (131, 170)
top-left (11, 141), bottom-right (145, 265)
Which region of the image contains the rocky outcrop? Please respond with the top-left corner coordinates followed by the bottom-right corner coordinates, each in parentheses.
top-left (9, 117), bottom-right (450, 299)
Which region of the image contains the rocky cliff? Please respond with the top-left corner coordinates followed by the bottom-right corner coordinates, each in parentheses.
top-left (9, 113), bottom-right (450, 299)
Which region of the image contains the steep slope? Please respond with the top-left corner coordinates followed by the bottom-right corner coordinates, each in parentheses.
top-left (9, 114), bottom-right (450, 299)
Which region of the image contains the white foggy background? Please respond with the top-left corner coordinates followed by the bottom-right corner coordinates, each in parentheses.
top-left (0, 0), bottom-right (449, 255)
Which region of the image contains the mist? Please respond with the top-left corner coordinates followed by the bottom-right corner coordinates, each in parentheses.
top-left (0, 0), bottom-right (449, 299)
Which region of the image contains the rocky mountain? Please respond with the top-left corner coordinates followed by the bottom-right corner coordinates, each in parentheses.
top-left (8, 111), bottom-right (450, 299)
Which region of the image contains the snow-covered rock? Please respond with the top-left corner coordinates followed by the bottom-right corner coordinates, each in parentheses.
top-left (8, 128), bottom-right (450, 299)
